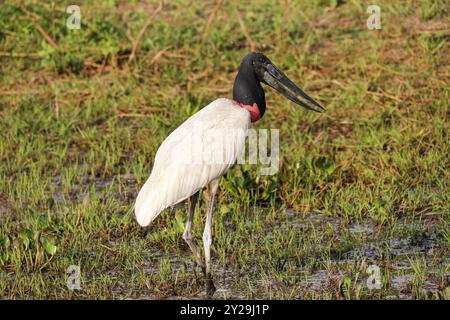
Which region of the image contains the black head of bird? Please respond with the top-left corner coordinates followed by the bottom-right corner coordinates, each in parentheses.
top-left (233, 52), bottom-right (324, 120)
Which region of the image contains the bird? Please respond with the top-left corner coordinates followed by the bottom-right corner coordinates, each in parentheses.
top-left (135, 52), bottom-right (324, 296)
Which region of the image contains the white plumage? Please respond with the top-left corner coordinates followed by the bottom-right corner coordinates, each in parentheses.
top-left (135, 98), bottom-right (250, 227)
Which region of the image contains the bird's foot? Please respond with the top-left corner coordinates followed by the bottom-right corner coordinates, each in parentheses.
top-left (205, 276), bottom-right (216, 297)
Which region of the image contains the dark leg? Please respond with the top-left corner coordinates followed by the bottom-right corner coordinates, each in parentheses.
top-left (182, 191), bottom-right (204, 269)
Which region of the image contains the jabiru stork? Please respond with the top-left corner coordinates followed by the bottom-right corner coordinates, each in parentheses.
top-left (135, 52), bottom-right (324, 296)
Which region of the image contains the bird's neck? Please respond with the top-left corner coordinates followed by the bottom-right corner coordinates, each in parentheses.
top-left (232, 65), bottom-right (266, 122)
top-left (232, 100), bottom-right (261, 122)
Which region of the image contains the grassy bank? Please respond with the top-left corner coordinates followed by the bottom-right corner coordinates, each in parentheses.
top-left (0, 0), bottom-right (449, 299)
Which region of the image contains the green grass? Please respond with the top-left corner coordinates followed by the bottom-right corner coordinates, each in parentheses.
top-left (0, 0), bottom-right (449, 299)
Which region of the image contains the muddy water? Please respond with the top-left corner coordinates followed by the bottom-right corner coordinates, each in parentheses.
top-left (300, 213), bottom-right (447, 299)
top-left (49, 175), bottom-right (448, 299)
top-left (138, 210), bottom-right (448, 299)
top-left (52, 173), bottom-right (138, 205)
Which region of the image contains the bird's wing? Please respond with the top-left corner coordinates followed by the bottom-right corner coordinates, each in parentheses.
top-left (135, 98), bottom-right (250, 227)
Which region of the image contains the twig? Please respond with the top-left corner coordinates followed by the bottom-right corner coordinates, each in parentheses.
top-left (234, 6), bottom-right (256, 52)
top-left (117, 113), bottom-right (160, 118)
top-left (0, 51), bottom-right (40, 59)
top-left (99, 244), bottom-right (115, 252)
top-left (367, 90), bottom-right (402, 103)
top-left (116, 107), bottom-right (167, 118)
top-left (129, 0), bottom-right (164, 62)
top-left (150, 46), bottom-right (171, 64)
top-left (203, 0), bottom-right (224, 39)
top-left (19, 1), bottom-right (59, 50)
top-left (54, 93), bottom-right (60, 119)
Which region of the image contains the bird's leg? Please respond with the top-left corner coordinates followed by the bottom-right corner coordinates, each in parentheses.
top-left (203, 178), bottom-right (220, 297)
top-left (182, 191), bottom-right (205, 270)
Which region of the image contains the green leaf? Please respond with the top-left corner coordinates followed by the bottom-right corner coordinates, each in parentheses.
top-left (36, 215), bottom-right (49, 230)
top-left (19, 229), bottom-right (32, 249)
top-left (0, 236), bottom-right (10, 248)
top-left (41, 237), bottom-right (57, 255)
top-left (322, 161), bottom-right (336, 175)
top-left (38, 40), bottom-right (56, 58)
top-left (0, 251), bottom-right (9, 264)
top-left (173, 213), bottom-right (185, 234)
top-left (220, 205), bottom-right (230, 215)
top-left (344, 276), bottom-right (351, 288)
top-left (374, 198), bottom-right (384, 208)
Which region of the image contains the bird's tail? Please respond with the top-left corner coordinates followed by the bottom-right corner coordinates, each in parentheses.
top-left (134, 178), bottom-right (166, 227)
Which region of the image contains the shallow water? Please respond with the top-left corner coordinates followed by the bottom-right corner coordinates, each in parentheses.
top-left (137, 211), bottom-right (448, 299)
top-left (45, 176), bottom-right (448, 299)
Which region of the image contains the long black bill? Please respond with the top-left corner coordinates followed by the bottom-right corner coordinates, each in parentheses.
top-left (263, 64), bottom-right (324, 113)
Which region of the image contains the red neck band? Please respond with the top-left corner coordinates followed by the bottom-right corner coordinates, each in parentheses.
top-left (232, 100), bottom-right (261, 122)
